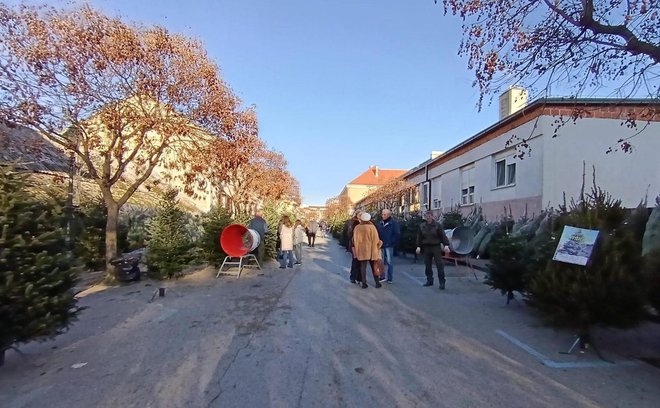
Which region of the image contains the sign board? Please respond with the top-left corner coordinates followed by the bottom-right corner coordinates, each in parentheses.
top-left (552, 226), bottom-right (599, 266)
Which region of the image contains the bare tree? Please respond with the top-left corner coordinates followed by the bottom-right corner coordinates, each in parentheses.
top-left (439, 0), bottom-right (659, 105)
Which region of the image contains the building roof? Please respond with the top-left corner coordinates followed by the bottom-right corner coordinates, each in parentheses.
top-left (349, 166), bottom-right (406, 186)
top-left (403, 97), bottom-right (660, 177)
top-left (0, 121), bottom-right (69, 173)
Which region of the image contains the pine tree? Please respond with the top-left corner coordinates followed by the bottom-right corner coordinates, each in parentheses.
top-left (527, 188), bottom-right (647, 343)
top-left (199, 205), bottom-right (233, 266)
top-left (0, 168), bottom-right (80, 364)
top-left (145, 190), bottom-right (193, 279)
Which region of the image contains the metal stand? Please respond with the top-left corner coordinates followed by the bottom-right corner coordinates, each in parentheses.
top-left (443, 254), bottom-right (478, 280)
top-left (559, 336), bottom-right (588, 355)
top-left (559, 334), bottom-right (612, 362)
top-left (216, 254), bottom-right (261, 279)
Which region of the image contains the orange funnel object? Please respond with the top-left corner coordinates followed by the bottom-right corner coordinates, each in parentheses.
top-left (220, 224), bottom-right (261, 257)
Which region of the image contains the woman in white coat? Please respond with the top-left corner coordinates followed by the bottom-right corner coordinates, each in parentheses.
top-left (279, 216), bottom-right (295, 268)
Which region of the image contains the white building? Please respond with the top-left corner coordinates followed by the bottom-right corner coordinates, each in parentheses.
top-left (403, 98), bottom-right (660, 220)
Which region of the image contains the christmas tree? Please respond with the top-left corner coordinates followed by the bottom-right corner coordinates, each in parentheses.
top-left (0, 168), bottom-right (80, 365)
top-left (145, 190), bottom-right (193, 279)
top-left (199, 205), bottom-right (233, 266)
top-left (527, 188), bottom-right (646, 343)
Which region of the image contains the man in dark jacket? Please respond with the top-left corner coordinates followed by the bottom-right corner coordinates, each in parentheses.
top-left (416, 211), bottom-right (451, 289)
top-left (248, 209), bottom-right (269, 266)
top-left (344, 211), bottom-right (362, 284)
top-left (377, 209), bottom-right (400, 284)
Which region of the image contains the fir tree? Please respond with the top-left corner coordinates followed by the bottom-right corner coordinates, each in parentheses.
top-left (199, 205), bottom-right (233, 266)
top-left (526, 188), bottom-right (647, 342)
top-left (145, 190), bottom-right (193, 279)
top-left (0, 168), bottom-right (80, 364)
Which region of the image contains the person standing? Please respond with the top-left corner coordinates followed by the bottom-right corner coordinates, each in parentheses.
top-left (293, 220), bottom-right (306, 265)
top-left (307, 220), bottom-right (319, 247)
top-left (352, 212), bottom-right (382, 289)
top-left (279, 216), bottom-right (295, 269)
top-left (416, 211), bottom-right (451, 289)
top-left (344, 211), bottom-right (362, 284)
top-left (377, 208), bottom-right (400, 284)
top-left (247, 209), bottom-right (269, 266)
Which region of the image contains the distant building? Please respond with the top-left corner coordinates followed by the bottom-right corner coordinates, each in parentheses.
top-left (300, 205), bottom-right (326, 222)
top-left (338, 165), bottom-right (406, 213)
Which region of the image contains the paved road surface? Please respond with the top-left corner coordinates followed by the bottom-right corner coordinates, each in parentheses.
top-left (1, 236), bottom-right (659, 407)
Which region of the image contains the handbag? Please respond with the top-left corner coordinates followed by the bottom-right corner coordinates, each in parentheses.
top-left (374, 259), bottom-right (385, 277)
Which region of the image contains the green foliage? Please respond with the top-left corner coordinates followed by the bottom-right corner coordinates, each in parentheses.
top-left (72, 197), bottom-right (129, 269)
top-left (526, 188), bottom-right (647, 336)
top-left (121, 206), bottom-right (155, 250)
top-left (330, 218), bottom-right (349, 243)
top-left (642, 248), bottom-right (660, 313)
top-left (145, 190), bottom-right (194, 279)
top-left (199, 206), bottom-right (233, 266)
top-left (0, 168), bottom-right (80, 353)
top-left (485, 230), bottom-right (554, 303)
top-left (441, 206), bottom-right (465, 229)
top-left (398, 214), bottom-right (423, 255)
top-left (642, 206), bottom-right (660, 257)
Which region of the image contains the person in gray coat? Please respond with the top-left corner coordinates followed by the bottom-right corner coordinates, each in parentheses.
top-left (248, 209), bottom-right (269, 265)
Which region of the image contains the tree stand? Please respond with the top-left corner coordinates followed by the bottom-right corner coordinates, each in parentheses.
top-left (216, 254), bottom-right (261, 279)
top-left (559, 333), bottom-right (612, 363)
top-left (559, 335), bottom-right (590, 355)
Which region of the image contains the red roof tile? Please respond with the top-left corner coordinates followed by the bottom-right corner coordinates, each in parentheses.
top-left (349, 166), bottom-right (406, 186)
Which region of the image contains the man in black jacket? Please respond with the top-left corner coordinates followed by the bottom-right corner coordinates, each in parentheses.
top-left (416, 211), bottom-right (451, 289)
top-left (248, 209), bottom-right (269, 266)
top-left (344, 211), bottom-right (362, 284)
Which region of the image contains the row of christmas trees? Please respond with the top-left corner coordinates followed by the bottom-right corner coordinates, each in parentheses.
top-left (0, 167), bottom-right (295, 365)
top-left (486, 187), bottom-right (660, 342)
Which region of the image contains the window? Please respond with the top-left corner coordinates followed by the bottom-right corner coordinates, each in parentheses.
top-left (461, 165), bottom-right (475, 205)
top-left (495, 157), bottom-right (516, 187)
top-left (431, 177), bottom-right (442, 209)
top-left (420, 182), bottom-right (430, 208)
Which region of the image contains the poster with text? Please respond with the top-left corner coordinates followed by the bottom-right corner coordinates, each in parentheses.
top-left (552, 226), bottom-right (599, 266)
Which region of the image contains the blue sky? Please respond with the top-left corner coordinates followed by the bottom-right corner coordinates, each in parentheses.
top-left (37, 0), bottom-right (505, 205)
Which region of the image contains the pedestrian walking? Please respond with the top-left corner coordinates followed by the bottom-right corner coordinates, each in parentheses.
top-left (352, 212), bottom-right (383, 289)
top-left (307, 220), bottom-right (319, 247)
top-left (416, 211), bottom-right (451, 289)
top-left (377, 208), bottom-right (400, 284)
top-left (293, 220), bottom-right (306, 265)
top-left (344, 211), bottom-right (362, 284)
top-left (279, 216), bottom-right (294, 269)
top-left (247, 209), bottom-right (269, 266)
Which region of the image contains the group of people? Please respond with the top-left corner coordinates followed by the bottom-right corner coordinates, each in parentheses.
top-left (344, 209), bottom-right (451, 290)
top-left (249, 207), bottom-right (453, 290)
top-left (277, 217), bottom-right (324, 268)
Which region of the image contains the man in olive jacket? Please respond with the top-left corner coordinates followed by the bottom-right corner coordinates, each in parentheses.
top-left (416, 211), bottom-right (451, 289)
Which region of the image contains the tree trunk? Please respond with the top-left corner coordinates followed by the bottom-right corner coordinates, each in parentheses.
top-left (104, 201), bottom-right (120, 283)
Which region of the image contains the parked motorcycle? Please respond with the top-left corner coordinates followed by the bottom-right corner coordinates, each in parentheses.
top-left (109, 254), bottom-right (141, 282)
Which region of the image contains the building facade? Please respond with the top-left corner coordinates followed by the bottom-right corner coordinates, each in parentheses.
top-left (400, 98), bottom-right (659, 220)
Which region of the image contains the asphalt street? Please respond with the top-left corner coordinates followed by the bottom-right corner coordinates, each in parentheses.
top-left (1, 235), bottom-right (659, 408)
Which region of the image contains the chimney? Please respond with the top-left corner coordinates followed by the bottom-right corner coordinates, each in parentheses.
top-left (373, 166), bottom-right (379, 177)
top-left (499, 87), bottom-right (528, 119)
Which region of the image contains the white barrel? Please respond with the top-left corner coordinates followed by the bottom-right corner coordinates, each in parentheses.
top-left (246, 229), bottom-right (260, 251)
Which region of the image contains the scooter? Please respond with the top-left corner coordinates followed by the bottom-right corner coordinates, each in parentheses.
top-left (109, 254), bottom-right (141, 282)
